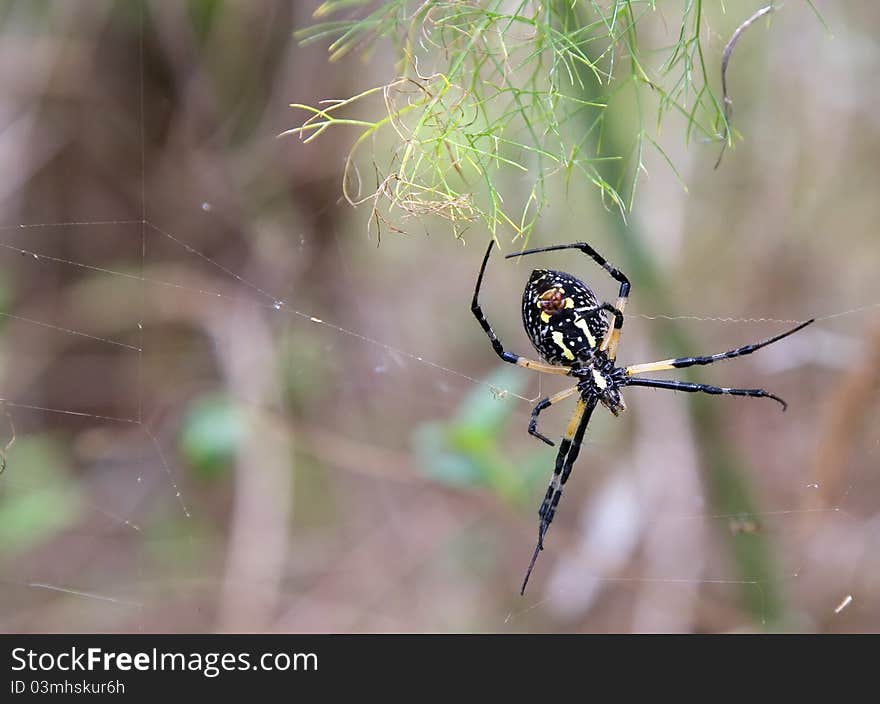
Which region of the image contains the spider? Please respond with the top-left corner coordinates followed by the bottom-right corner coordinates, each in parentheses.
top-left (470, 240), bottom-right (814, 595)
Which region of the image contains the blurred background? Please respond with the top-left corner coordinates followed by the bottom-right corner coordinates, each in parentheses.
top-left (0, 0), bottom-right (877, 633)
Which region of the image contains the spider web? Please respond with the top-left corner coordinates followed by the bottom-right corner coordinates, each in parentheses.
top-left (0, 1), bottom-right (876, 633)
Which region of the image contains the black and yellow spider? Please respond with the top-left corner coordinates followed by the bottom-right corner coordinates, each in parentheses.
top-left (471, 240), bottom-right (813, 595)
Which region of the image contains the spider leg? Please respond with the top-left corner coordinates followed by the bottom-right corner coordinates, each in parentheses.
top-left (505, 242), bottom-right (631, 360)
top-left (529, 386), bottom-right (580, 446)
top-left (625, 319), bottom-right (814, 376)
top-left (472, 240), bottom-right (573, 377)
top-left (521, 396), bottom-right (597, 596)
top-left (625, 377), bottom-right (788, 410)
top-left (598, 302), bottom-right (624, 339)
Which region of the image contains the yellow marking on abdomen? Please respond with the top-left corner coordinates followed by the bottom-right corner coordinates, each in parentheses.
top-left (574, 318), bottom-right (596, 347)
top-left (551, 331), bottom-right (575, 361)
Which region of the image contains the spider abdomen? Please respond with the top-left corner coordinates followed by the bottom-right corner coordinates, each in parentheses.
top-left (521, 269), bottom-right (609, 365)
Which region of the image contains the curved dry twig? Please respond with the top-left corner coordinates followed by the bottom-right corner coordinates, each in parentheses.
top-left (715, 4), bottom-right (776, 170)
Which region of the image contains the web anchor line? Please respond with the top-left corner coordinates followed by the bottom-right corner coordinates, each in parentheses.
top-left (633, 302), bottom-right (880, 325)
top-left (0, 216), bottom-right (874, 535)
top-left (2, 221), bottom-right (877, 407)
top-left (0, 225), bottom-right (537, 404)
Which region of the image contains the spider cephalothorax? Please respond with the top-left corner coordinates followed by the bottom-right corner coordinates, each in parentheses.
top-left (471, 239), bottom-right (814, 595)
top-left (572, 355), bottom-right (628, 417)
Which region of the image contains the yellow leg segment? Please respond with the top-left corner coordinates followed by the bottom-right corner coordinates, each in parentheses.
top-left (600, 296), bottom-right (628, 361)
top-left (547, 386), bottom-right (580, 406)
top-left (565, 398), bottom-right (588, 437)
top-left (516, 358), bottom-right (573, 376)
top-left (625, 358), bottom-right (677, 376)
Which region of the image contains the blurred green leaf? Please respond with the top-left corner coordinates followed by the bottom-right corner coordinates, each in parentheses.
top-left (414, 366), bottom-right (555, 504)
top-left (414, 422), bottom-right (485, 487)
top-left (454, 366), bottom-right (524, 437)
top-left (188, 0), bottom-right (224, 39)
top-left (178, 393), bottom-right (246, 478)
top-left (0, 436), bottom-right (83, 558)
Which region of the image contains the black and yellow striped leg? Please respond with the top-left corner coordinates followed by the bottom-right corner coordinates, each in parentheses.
top-left (505, 242), bottom-right (631, 360)
top-left (599, 294), bottom-right (629, 361)
top-left (625, 377), bottom-right (788, 410)
top-left (472, 240), bottom-right (574, 377)
top-left (598, 302), bottom-right (624, 337)
top-left (625, 319), bottom-right (815, 376)
top-left (521, 396), bottom-right (597, 595)
top-left (529, 387), bottom-right (579, 446)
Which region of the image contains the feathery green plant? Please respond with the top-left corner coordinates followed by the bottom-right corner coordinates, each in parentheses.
top-left (285, 1), bottom-right (738, 241)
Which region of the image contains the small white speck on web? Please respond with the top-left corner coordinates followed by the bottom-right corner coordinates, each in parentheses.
top-left (309, 316), bottom-right (322, 324)
top-left (272, 301), bottom-right (283, 310)
top-left (834, 594), bottom-right (853, 614)
top-left (806, 483), bottom-right (819, 489)
top-left (201, 202), bottom-right (212, 211)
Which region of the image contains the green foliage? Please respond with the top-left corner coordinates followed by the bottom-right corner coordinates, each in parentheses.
top-left (178, 393), bottom-right (245, 478)
top-left (188, 0), bottom-right (224, 38)
top-left (413, 366), bottom-right (553, 504)
top-left (0, 437), bottom-right (83, 558)
top-left (286, 0), bottom-right (730, 240)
